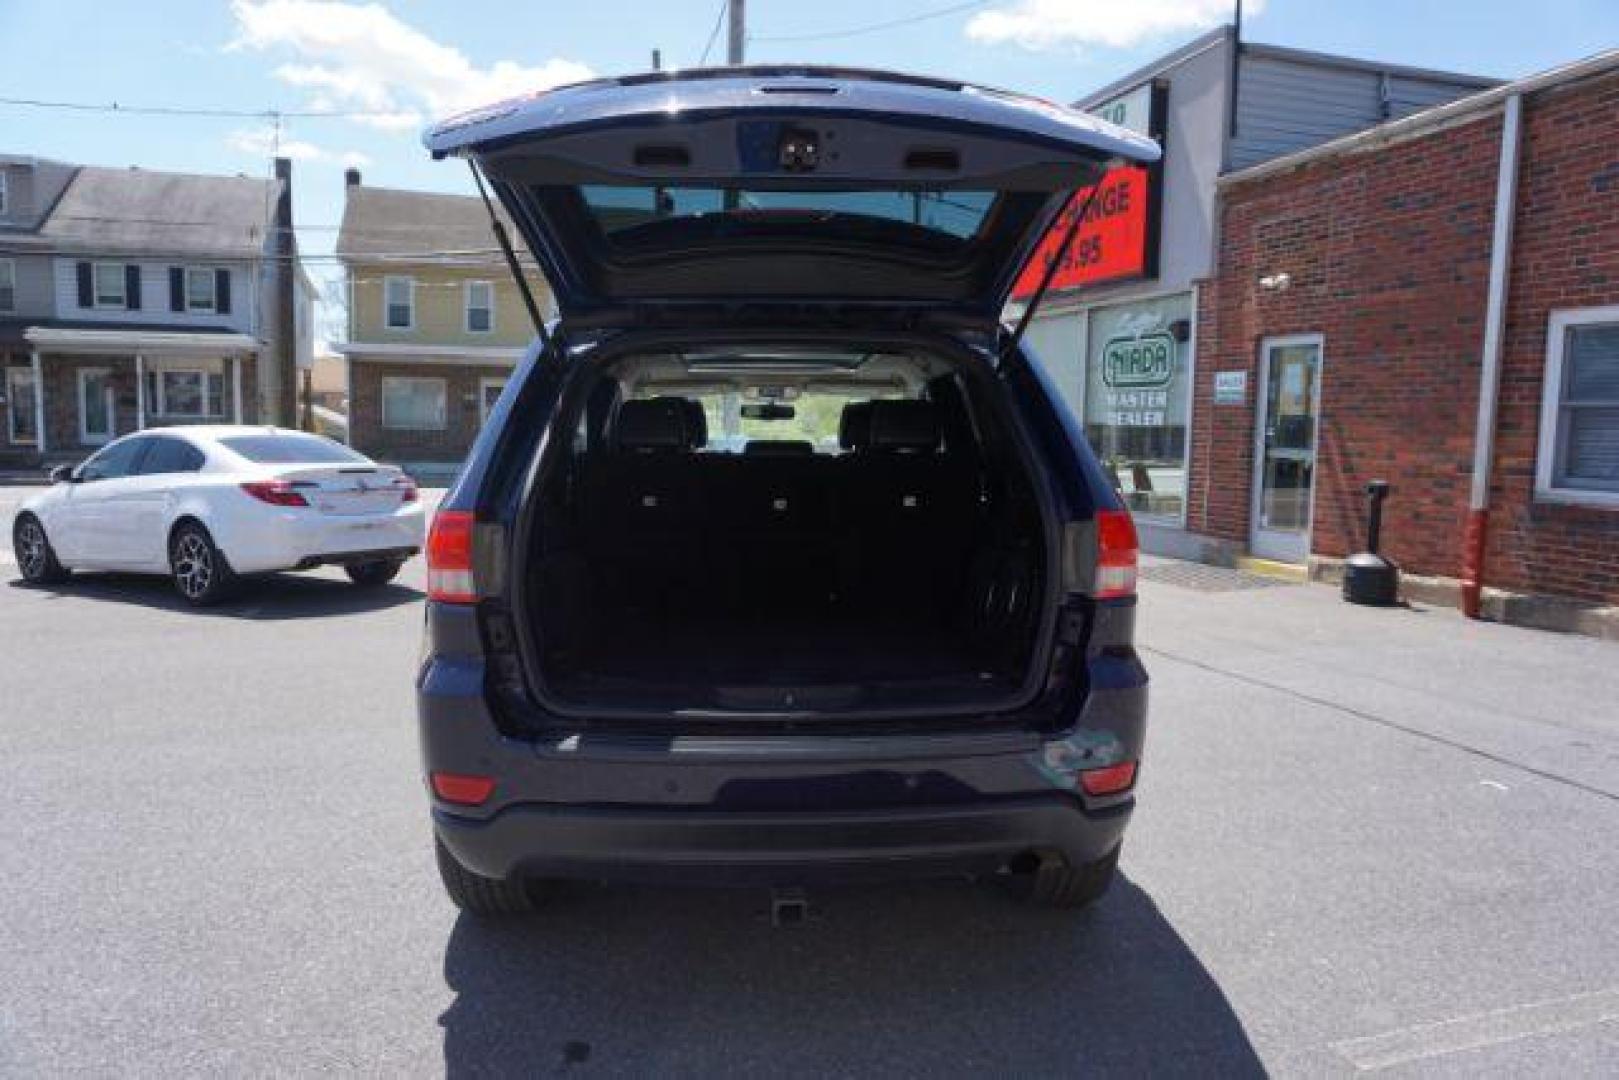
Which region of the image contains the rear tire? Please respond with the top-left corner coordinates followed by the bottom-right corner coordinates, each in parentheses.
top-left (345, 559), bottom-right (404, 587)
top-left (435, 836), bottom-right (547, 917)
top-left (1005, 843), bottom-right (1120, 910)
top-left (169, 522), bottom-right (236, 606)
top-left (13, 514), bottom-right (70, 585)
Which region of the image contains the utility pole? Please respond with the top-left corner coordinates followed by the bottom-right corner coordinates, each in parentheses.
top-left (727, 0), bottom-right (745, 65)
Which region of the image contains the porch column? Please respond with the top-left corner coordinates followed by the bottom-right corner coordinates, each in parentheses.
top-left (232, 355), bottom-right (244, 423)
top-left (30, 349), bottom-right (46, 455)
top-left (135, 353), bottom-right (146, 430)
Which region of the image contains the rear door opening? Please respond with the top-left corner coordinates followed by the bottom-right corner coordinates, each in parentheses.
top-left (515, 340), bottom-right (1062, 718)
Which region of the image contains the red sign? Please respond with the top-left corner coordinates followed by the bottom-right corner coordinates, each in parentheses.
top-left (1010, 165), bottom-right (1153, 299)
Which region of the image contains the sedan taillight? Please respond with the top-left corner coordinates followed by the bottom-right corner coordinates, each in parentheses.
top-left (396, 477), bottom-right (419, 504)
top-left (240, 480), bottom-right (310, 507)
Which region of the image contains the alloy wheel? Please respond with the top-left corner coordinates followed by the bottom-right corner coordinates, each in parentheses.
top-left (15, 519), bottom-right (48, 580)
top-left (173, 533), bottom-right (213, 599)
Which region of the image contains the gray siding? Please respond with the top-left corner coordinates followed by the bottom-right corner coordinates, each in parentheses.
top-left (51, 258), bottom-right (258, 333)
top-left (0, 253), bottom-right (56, 317)
top-left (1229, 54), bottom-right (1488, 171)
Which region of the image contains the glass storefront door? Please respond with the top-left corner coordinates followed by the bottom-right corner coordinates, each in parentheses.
top-left (1251, 336), bottom-right (1323, 563)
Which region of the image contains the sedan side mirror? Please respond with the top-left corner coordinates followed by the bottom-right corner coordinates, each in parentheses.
top-left (48, 463), bottom-right (79, 484)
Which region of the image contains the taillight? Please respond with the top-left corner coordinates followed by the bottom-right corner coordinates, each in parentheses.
top-left (1080, 761), bottom-right (1138, 797)
top-left (240, 479), bottom-right (309, 507)
top-left (395, 476), bottom-right (419, 504)
top-left (426, 509), bottom-right (477, 603)
top-left (1094, 509), bottom-right (1139, 599)
top-left (431, 771), bottom-right (495, 806)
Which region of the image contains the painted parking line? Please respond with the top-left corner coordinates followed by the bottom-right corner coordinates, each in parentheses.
top-left (1331, 987), bottom-right (1619, 1071)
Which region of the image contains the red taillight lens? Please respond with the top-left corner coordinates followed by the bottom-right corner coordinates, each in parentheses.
top-left (395, 476), bottom-right (419, 504)
top-left (240, 480), bottom-right (309, 507)
top-left (1094, 509), bottom-right (1139, 599)
top-left (426, 509), bottom-right (477, 603)
top-left (431, 771), bottom-right (495, 806)
top-left (1080, 760), bottom-right (1138, 796)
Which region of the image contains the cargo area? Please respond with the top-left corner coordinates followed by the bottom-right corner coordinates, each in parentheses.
top-left (520, 348), bottom-right (1052, 715)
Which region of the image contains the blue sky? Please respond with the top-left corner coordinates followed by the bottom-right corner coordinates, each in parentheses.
top-left (4, 0), bottom-right (1617, 342)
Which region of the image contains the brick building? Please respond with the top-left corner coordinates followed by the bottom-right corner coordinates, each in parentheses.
top-left (335, 170), bottom-right (552, 478)
top-left (1189, 49), bottom-right (1619, 628)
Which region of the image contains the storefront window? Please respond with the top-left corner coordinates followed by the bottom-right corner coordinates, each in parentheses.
top-left (1084, 294), bottom-right (1192, 520)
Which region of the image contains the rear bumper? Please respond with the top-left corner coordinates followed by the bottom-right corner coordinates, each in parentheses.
top-left (214, 503), bottom-right (426, 573)
top-left (435, 795), bottom-right (1130, 886)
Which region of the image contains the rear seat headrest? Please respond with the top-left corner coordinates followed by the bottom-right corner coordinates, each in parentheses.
top-left (743, 439), bottom-right (815, 456)
top-left (615, 398), bottom-right (689, 451)
top-left (866, 400), bottom-right (941, 453)
top-left (838, 401), bottom-right (873, 451)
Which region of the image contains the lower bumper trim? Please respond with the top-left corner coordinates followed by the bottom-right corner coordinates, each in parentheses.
top-left (435, 795), bottom-right (1131, 887)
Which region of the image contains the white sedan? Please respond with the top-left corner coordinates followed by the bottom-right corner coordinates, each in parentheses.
top-left (11, 426), bottom-right (426, 605)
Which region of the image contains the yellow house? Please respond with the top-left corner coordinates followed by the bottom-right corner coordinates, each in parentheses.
top-left (335, 170), bottom-right (552, 472)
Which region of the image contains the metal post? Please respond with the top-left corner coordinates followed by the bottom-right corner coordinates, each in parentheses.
top-left (135, 353), bottom-right (145, 430)
top-left (30, 349), bottom-right (46, 455)
top-left (728, 0), bottom-right (745, 65)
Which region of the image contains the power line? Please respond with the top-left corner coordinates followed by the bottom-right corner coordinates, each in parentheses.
top-left (697, 0), bottom-right (729, 66)
top-left (0, 96), bottom-right (409, 121)
top-left (750, 0), bottom-right (989, 43)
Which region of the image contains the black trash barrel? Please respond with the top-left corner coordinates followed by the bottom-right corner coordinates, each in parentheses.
top-left (1343, 480), bottom-right (1400, 607)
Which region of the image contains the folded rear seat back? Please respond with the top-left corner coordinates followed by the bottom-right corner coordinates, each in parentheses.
top-left (580, 397), bottom-right (702, 610)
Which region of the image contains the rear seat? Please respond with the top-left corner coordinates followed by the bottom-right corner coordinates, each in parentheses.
top-left (579, 395), bottom-right (975, 618)
top-left (839, 400), bottom-right (978, 611)
top-left (578, 397), bottom-right (701, 609)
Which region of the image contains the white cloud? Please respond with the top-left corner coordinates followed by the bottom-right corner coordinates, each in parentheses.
top-left (226, 124), bottom-right (372, 166)
top-left (229, 1), bottom-right (593, 127)
top-left (965, 0), bottom-right (1263, 52)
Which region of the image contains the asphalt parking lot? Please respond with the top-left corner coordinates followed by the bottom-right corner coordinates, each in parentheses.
top-left (2, 484), bottom-right (1617, 1076)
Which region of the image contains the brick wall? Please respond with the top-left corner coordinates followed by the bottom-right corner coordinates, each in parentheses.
top-left (36, 354), bottom-right (259, 455)
top-left (1192, 70), bottom-right (1619, 605)
top-left (1481, 74), bottom-right (1619, 603)
top-left (348, 359), bottom-right (510, 464)
top-left (1192, 113), bottom-right (1501, 575)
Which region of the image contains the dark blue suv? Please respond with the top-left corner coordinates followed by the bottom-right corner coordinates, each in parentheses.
top-left (416, 67), bottom-right (1155, 915)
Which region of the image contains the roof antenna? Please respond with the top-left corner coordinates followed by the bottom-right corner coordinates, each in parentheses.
top-left (467, 159), bottom-right (553, 353)
top-left (999, 171), bottom-right (1110, 367)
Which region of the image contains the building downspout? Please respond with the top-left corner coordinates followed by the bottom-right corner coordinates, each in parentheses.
top-left (1462, 93), bottom-right (1523, 619)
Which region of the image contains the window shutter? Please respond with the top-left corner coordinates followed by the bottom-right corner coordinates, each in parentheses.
top-left (125, 265), bottom-right (142, 310)
top-left (77, 261), bottom-right (93, 307)
top-left (169, 268), bottom-right (185, 312)
top-left (216, 269), bottom-right (231, 314)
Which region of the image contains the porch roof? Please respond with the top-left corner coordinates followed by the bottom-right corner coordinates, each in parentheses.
top-left (20, 321), bottom-right (262, 356)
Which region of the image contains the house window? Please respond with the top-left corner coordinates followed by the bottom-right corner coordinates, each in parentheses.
top-left (0, 259), bottom-right (14, 312)
top-left (94, 263), bottom-right (128, 308)
top-left (143, 369), bottom-right (226, 418)
top-left (381, 376), bottom-right (446, 430)
top-left (385, 276), bottom-right (414, 330)
top-left (1538, 307), bottom-right (1619, 505)
top-left (186, 268), bottom-right (218, 313)
top-left (466, 281), bottom-right (494, 333)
